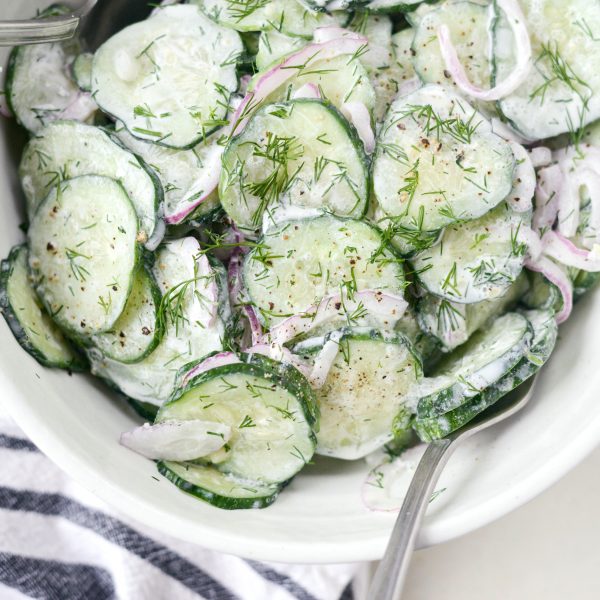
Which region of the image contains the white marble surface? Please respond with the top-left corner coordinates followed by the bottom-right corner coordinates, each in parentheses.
top-left (397, 443), bottom-right (600, 599)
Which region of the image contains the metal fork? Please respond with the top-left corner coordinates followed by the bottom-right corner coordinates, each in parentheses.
top-left (0, 0), bottom-right (97, 46)
top-left (369, 375), bottom-right (538, 600)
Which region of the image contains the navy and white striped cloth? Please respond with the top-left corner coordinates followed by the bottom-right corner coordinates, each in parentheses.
top-left (0, 413), bottom-right (360, 600)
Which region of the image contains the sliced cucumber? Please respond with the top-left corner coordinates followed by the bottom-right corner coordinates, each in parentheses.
top-left (90, 266), bottom-right (163, 364)
top-left (366, 0), bottom-right (427, 13)
top-left (220, 100), bottom-right (369, 232)
top-left (28, 175), bottom-right (140, 337)
top-left (413, 2), bottom-right (492, 97)
top-left (114, 122), bottom-right (222, 225)
top-left (521, 269), bottom-right (563, 313)
top-left (192, 0), bottom-right (345, 37)
top-left (243, 214), bottom-right (406, 324)
top-left (417, 274), bottom-right (529, 351)
top-left (411, 202), bottom-right (530, 303)
top-left (415, 312), bottom-right (532, 420)
top-left (90, 238), bottom-right (226, 406)
top-left (72, 52), bottom-right (94, 92)
top-left (394, 306), bottom-right (443, 373)
top-left (373, 85), bottom-right (515, 232)
top-left (6, 5), bottom-right (96, 133)
top-left (19, 121), bottom-right (162, 243)
top-left (414, 309), bottom-right (557, 441)
top-left (494, 0), bottom-right (600, 140)
top-left (0, 245), bottom-right (85, 370)
top-left (158, 353), bottom-right (317, 484)
top-left (256, 31), bottom-right (306, 71)
top-left (92, 5), bottom-right (243, 149)
top-left (294, 328), bottom-right (422, 460)
top-left (157, 461), bottom-right (281, 509)
top-left (391, 27), bottom-right (417, 85)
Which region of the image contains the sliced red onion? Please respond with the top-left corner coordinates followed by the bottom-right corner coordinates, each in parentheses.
top-left (341, 102), bottom-right (375, 154)
top-left (533, 164), bottom-right (562, 233)
top-left (529, 146), bottom-right (552, 168)
top-left (183, 351), bottom-right (241, 386)
top-left (144, 215), bottom-right (166, 252)
top-left (242, 305), bottom-right (263, 347)
top-left (308, 330), bottom-right (343, 388)
top-left (164, 142), bottom-right (223, 224)
top-left (227, 248), bottom-right (244, 306)
top-left (541, 230), bottom-right (600, 272)
top-left (245, 343), bottom-right (311, 377)
top-left (525, 255), bottom-right (573, 324)
top-left (120, 420), bottom-right (231, 461)
top-left (437, 0), bottom-right (531, 102)
top-left (59, 91), bottom-right (97, 122)
top-left (507, 142), bottom-right (535, 213)
top-left (231, 34), bottom-right (368, 135)
top-left (267, 290), bottom-right (408, 346)
top-left (518, 225), bottom-right (542, 261)
top-left (555, 168), bottom-right (581, 239)
top-left (292, 83), bottom-right (322, 100)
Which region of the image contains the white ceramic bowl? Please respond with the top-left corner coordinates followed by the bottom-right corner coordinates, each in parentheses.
top-left (2, 0), bottom-right (600, 565)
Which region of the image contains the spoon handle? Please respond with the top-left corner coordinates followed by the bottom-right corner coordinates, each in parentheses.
top-left (368, 437), bottom-right (457, 600)
top-left (0, 17), bottom-right (80, 46)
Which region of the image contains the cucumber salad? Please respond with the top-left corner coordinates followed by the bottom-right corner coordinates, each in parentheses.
top-left (1, 0), bottom-right (599, 510)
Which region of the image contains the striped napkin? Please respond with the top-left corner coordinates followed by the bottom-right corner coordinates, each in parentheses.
top-left (0, 413), bottom-right (360, 600)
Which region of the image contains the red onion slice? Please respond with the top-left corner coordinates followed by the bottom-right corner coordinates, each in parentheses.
top-left (525, 256), bottom-right (573, 324)
top-left (242, 305), bottom-right (264, 347)
top-left (182, 352), bottom-right (241, 386)
top-left (541, 231), bottom-right (600, 272)
top-left (341, 102), bottom-right (375, 154)
top-left (231, 34), bottom-right (368, 136)
top-left (437, 0), bottom-right (531, 101)
top-left (120, 420), bottom-right (231, 461)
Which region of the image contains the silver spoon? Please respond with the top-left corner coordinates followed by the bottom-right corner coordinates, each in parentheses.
top-left (369, 374), bottom-right (538, 600)
top-left (0, 0), bottom-right (153, 48)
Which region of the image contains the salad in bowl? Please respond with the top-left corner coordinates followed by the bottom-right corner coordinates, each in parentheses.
top-left (1, 0), bottom-right (599, 512)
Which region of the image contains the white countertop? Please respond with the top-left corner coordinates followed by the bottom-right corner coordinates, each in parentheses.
top-left (397, 443), bottom-right (600, 600)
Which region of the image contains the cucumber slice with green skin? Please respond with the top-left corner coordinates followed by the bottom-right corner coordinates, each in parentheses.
top-left (244, 214), bottom-right (406, 325)
top-left (411, 202), bottom-right (530, 304)
top-left (414, 312), bottom-right (532, 420)
top-left (129, 399), bottom-right (159, 422)
top-left (0, 245), bottom-right (85, 371)
top-left (373, 85), bottom-right (515, 233)
top-left (414, 309), bottom-right (557, 441)
top-left (114, 122), bottom-right (222, 225)
top-left (366, 0), bottom-right (429, 13)
top-left (19, 121), bottom-right (162, 245)
top-left (256, 31), bottom-right (306, 71)
top-left (90, 238), bottom-right (226, 406)
top-left (220, 100), bottom-right (369, 233)
top-left (417, 274), bottom-right (529, 351)
top-left (157, 461), bottom-right (281, 509)
top-left (413, 2), bottom-right (492, 97)
top-left (158, 353), bottom-right (317, 484)
top-left (5, 5), bottom-right (96, 134)
top-left (249, 52), bottom-right (376, 117)
top-left (28, 175), bottom-right (141, 337)
top-left (294, 328), bottom-right (422, 460)
top-left (190, 0), bottom-right (346, 37)
top-left (92, 5), bottom-right (243, 150)
top-left (571, 268), bottom-right (600, 300)
top-left (72, 53), bottom-right (94, 93)
top-left (494, 0), bottom-right (600, 140)
top-left (89, 266), bottom-right (163, 364)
